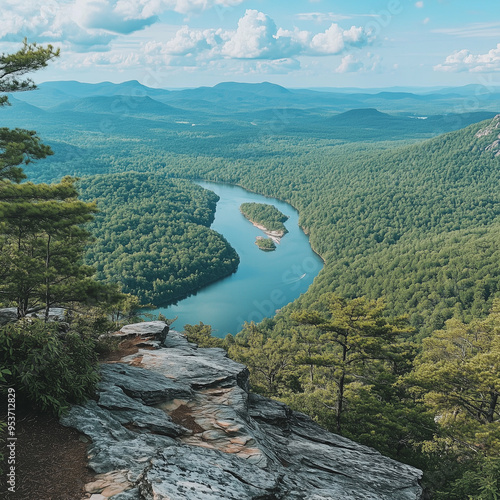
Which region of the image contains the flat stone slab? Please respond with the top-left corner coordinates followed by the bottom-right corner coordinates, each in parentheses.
top-left (122, 344), bottom-right (250, 392)
top-left (115, 321), bottom-right (169, 343)
top-left (100, 363), bottom-right (192, 405)
top-left (0, 308), bottom-right (17, 325)
top-left (0, 307), bottom-right (66, 325)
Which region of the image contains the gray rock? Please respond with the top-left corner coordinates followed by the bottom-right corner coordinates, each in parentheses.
top-left (0, 307), bottom-right (67, 325)
top-left (139, 446), bottom-right (285, 500)
top-left (123, 345), bottom-right (250, 392)
top-left (118, 321), bottom-right (169, 343)
top-left (111, 488), bottom-right (141, 500)
top-left (61, 325), bottom-right (423, 500)
top-left (100, 363), bottom-right (192, 405)
top-left (162, 329), bottom-right (195, 350)
top-left (98, 385), bottom-right (188, 437)
top-left (0, 308), bottom-right (17, 325)
top-left (61, 400), bottom-right (175, 477)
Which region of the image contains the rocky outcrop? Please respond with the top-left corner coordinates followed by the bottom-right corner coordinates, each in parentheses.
top-left (0, 308), bottom-right (18, 326)
top-left (61, 322), bottom-right (423, 500)
top-left (475, 114), bottom-right (500, 156)
top-left (0, 307), bottom-right (67, 325)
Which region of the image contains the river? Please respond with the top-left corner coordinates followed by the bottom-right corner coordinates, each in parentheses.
top-left (149, 181), bottom-right (323, 337)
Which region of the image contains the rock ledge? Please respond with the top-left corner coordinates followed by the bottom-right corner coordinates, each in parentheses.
top-left (61, 322), bottom-right (423, 500)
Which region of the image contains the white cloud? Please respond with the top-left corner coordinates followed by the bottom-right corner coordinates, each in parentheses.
top-left (74, 0), bottom-right (245, 19)
top-left (163, 26), bottom-right (223, 56)
top-left (253, 58), bottom-right (301, 74)
top-left (72, 0), bottom-right (158, 34)
top-left (77, 50), bottom-right (142, 67)
top-left (0, 0), bottom-right (248, 49)
top-left (296, 12), bottom-right (379, 23)
top-left (309, 24), bottom-right (367, 55)
top-left (296, 12), bottom-right (353, 23)
top-left (221, 10), bottom-right (300, 59)
top-left (415, 1), bottom-right (424, 8)
top-left (159, 10), bottom-right (370, 61)
top-left (335, 52), bottom-right (381, 74)
top-left (336, 54), bottom-right (363, 73)
top-left (0, 0), bottom-right (115, 50)
top-left (435, 43), bottom-right (500, 73)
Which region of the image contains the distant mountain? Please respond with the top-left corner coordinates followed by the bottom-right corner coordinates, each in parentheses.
top-left (428, 84), bottom-right (500, 96)
top-left (304, 86), bottom-right (447, 94)
top-left (326, 108), bottom-right (399, 127)
top-left (213, 81), bottom-right (291, 96)
top-left (9, 80), bottom-right (500, 116)
top-left (12, 80), bottom-right (171, 108)
top-left (322, 108), bottom-right (499, 134)
top-left (157, 82), bottom-right (298, 113)
top-left (50, 95), bottom-right (184, 117)
top-left (2, 96), bottom-right (47, 117)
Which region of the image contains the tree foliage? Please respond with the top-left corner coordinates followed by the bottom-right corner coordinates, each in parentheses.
top-left (0, 319), bottom-right (99, 415)
top-left (78, 173), bottom-right (239, 305)
top-left (0, 39), bottom-right (59, 98)
top-left (0, 39), bottom-right (59, 181)
top-left (240, 202), bottom-right (289, 233)
top-left (0, 177), bottom-right (100, 318)
top-left (403, 302), bottom-right (500, 497)
top-left (291, 295), bottom-right (412, 433)
top-left (0, 41), bottom-right (121, 318)
top-left (409, 301), bottom-right (500, 454)
top-left (183, 322), bottom-right (225, 348)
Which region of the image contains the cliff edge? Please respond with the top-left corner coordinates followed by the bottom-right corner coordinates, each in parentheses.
top-left (61, 321), bottom-right (423, 500)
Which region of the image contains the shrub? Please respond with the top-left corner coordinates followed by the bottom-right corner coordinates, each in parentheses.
top-left (0, 319), bottom-right (100, 416)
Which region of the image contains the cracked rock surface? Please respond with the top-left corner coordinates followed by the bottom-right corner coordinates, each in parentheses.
top-left (61, 322), bottom-right (423, 500)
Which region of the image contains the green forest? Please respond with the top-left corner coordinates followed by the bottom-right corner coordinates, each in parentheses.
top-left (240, 202), bottom-right (289, 234)
top-left (79, 173), bottom-right (239, 305)
top-left (1, 40), bottom-right (500, 498)
top-left (255, 237), bottom-right (276, 251)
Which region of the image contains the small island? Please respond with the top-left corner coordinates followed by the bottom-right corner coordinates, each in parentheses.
top-left (255, 236), bottom-right (276, 251)
top-left (240, 202), bottom-right (289, 250)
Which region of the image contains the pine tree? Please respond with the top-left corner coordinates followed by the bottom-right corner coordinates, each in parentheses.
top-left (0, 39), bottom-right (59, 182)
top-left (0, 41), bottom-right (104, 318)
top-left (291, 294), bottom-right (411, 434)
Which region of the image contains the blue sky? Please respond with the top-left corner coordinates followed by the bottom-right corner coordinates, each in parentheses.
top-left (2, 0), bottom-right (500, 88)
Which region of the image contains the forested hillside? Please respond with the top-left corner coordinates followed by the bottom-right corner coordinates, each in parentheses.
top-left (163, 118), bottom-right (500, 337)
top-left (5, 84), bottom-right (498, 335)
top-left (79, 173), bottom-right (239, 305)
top-left (4, 74), bottom-right (500, 497)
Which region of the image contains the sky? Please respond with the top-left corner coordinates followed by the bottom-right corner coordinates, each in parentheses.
top-left (2, 0), bottom-right (500, 89)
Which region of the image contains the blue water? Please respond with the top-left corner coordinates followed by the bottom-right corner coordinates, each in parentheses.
top-left (149, 181), bottom-right (323, 337)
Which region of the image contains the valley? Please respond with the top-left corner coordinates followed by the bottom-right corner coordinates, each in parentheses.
top-left (2, 76), bottom-right (500, 498)
top-left (3, 80), bottom-right (499, 337)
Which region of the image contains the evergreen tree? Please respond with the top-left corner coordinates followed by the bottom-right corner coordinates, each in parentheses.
top-left (0, 42), bottom-right (102, 318)
top-left (0, 39), bottom-right (59, 182)
top-left (291, 294), bottom-right (411, 434)
top-left (0, 177), bottom-right (98, 318)
top-left (409, 301), bottom-right (500, 454)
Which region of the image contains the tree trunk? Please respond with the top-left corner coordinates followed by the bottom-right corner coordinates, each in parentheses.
top-left (486, 392), bottom-right (498, 423)
top-left (44, 234), bottom-right (51, 322)
top-left (336, 343), bottom-right (348, 434)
